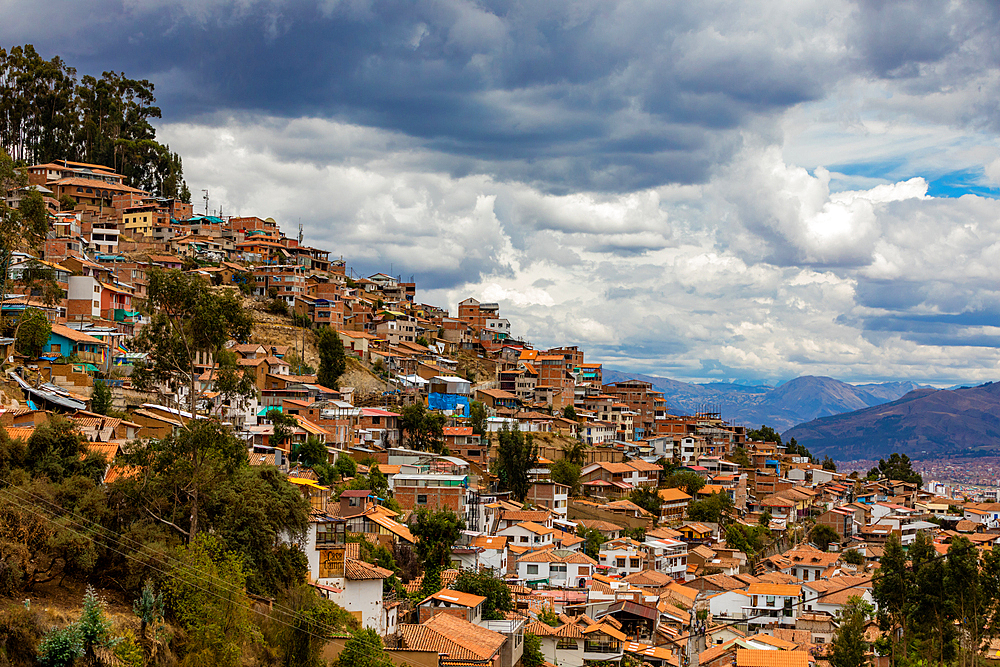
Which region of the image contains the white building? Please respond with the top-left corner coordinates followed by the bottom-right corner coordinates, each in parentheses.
top-left (498, 521), bottom-right (555, 548)
top-left (644, 536), bottom-right (688, 580)
top-left (708, 589), bottom-right (750, 620)
top-left (744, 583), bottom-right (802, 629)
top-left (598, 538), bottom-right (648, 577)
top-left (516, 550), bottom-right (597, 588)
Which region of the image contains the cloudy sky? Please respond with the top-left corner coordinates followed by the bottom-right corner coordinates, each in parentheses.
top-left (6, 0), bottom-right (1000, 386)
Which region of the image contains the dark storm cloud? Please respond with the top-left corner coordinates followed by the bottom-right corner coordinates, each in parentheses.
top-left (0, 0), bottom-right (851, 192)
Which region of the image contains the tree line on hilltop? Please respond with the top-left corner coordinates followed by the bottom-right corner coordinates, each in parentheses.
top-left (0, 44), bottom-right (189, 200)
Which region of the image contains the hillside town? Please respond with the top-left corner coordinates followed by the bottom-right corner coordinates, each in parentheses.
top-left (3, 157), bottom-right (1000, 667)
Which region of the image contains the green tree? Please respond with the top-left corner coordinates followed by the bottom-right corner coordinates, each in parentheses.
top-left (747, 425), bottom-right (782, 445)
top-left (163, 534), bottom-right (260, 667)
top-left (872, 534), bottom-right (911, 666)
top-left (411, 508), bottom-right (465, 593)
top-left (730, 446), bottom-right (751, 468)
top-left (946, 536), bottom-right (987, 666)
top-left (78, 585), bottom-right (114, 662)
top-left (334, 455), bottom-right (358, 479)
top-left (316, 327), bottom-right (346, 389)
top-left (212, 466), bottom-right (311, 596)
top-left (829, 596), bottom-right (873, 667)
top-left (842, 549), bottom-right (864, 566)
top-left (908, 531), bottom-right (955, 666)
top-left (400, 403), bottom-right (428, 449)
top-left (550, 459), bottom-right (581, 495)
top-left (785, 437), bottom-right (815, 461)
top-left (822, 455), bottom-right (837, 471)
top-left (36, 625), bottom-right (83, 667)
top-left (24, 415), bottom-right (106, 483)
top-left (17, 189), bottom-right (48, 242)
top-left (14, 307), bottom-right (51, 358)
top-left (59, 194), bottom-right (76, 211)
top-left (90, 379), bottom-right (113, 415)
top-left (469, 400), bottom-right (487, 435)
top-left (133, 580), bottom-right (165, 640)
top-left (266, 585), bottom-right (353, 667)
top-left (292, 435), bottom-right (328, 466)
top-left (664, 471), bottom-right (706, 495)
top-left (628, 486), bottom-right (662, 516)
top-left (687, 490), bottom-right (732, 524)
top-left (522, 632), bottom-right (545, 667)
top-left (562, 405), bottom-right (578, 421)
top-left (131, 269), bottom-right (254, 417)
top-left (452, 570), bottom-right (514, 620)
top-left (538, 608), bottom-right (560, 627)
top-left (867, 453), bottom-right (922, 486)
top-left (267, 409), bottom-right (298, 450)
top-left (494, 425), bottom-right (537, 501)
top-left (811, 524), bottom-right (841, 551)
top-left (120, 418), bottom-right (247, 540)
top-left (758, 510), bottom-right (772, 526)
top-left (725, 523), bottom-right (771, 556)
top-left (334, 627), bottom-right (393, 667)
top-left (578, 526), bottom-right (606, 560)
top-left (562, 440), bottom-right (588, 466)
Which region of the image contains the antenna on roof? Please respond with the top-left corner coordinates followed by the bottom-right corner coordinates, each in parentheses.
top-left (202, 189), bottom-right (209, 216)
top-left (298, 220), bottom-right (303, 244)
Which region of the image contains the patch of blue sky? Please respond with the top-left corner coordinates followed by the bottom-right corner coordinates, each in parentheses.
top-left (925, 169), bottom-right (999, 199)
top-left (825, 162), bottom-right (999, 199)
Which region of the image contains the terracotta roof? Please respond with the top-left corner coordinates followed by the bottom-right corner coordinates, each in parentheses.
top-left (103, 465), bottom-right (139, 484)
top-left (575, 519), bottom-right (624, 532)
top-left (50, 324), bottom-right (108, 346)
top-left (659, 488), bottom-right (693, 502)
top-left (420, 588), bottom-right (486, 609)
top-left (344, 558), bottom-right (392, 580)
top-left (622, 570), bottom-right (674, 587)
top-left (500, 510), bottom-right (552, 523)
top-left (525, 620), bottom-right (557, 636)
top-left (471, 535), bottom-right (508, 549)
top-left (553, 622), bottom-right (585, 638)
top-left (736, 649), bottom-right (810, 667)
top-left (699, 640), bottom-right (738, 664)
top-left (400, 614), bottom-right (505, 661)
top-left (582, 623), bottom-right (627, 641)
top-left (747, 583), bottom-right (801, 596)
top-left (516, 521), bottom-right (554, 536)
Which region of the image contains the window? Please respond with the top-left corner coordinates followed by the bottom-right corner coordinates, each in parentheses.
top-left (616, 558), bottom-right (625, 568)
top-left (556, 639), bottom-right (577, 650)
top-left (630, 558), bottom-right (640, 568)
top-left (417, 494), bottom-right (427, 505)
top-left (526, 564), bottom-right (539, 575)
top-left (520, 536), bottom-right (528, 543)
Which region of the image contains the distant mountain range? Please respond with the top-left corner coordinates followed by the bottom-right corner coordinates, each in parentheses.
top-left (782, 382), bottom-right (1000, 460)
top-left (601, 370), bottom-right (925, 432)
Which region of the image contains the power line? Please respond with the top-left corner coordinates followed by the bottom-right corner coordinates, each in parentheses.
top-left (0, 486), bottom-right (354, 649)
top-left (666, 536), bottom-right (981, 647)
top-left (0, 482), bottom-right (439, 667)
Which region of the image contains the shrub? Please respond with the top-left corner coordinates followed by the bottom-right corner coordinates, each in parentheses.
top-left (266, 299), bottom-right (289, 316)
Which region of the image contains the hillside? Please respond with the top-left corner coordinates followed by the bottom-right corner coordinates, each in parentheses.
top-left (601, 370), bottom-right (922, 430)
top-left (782, 382), bottom-right (1000, 460)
